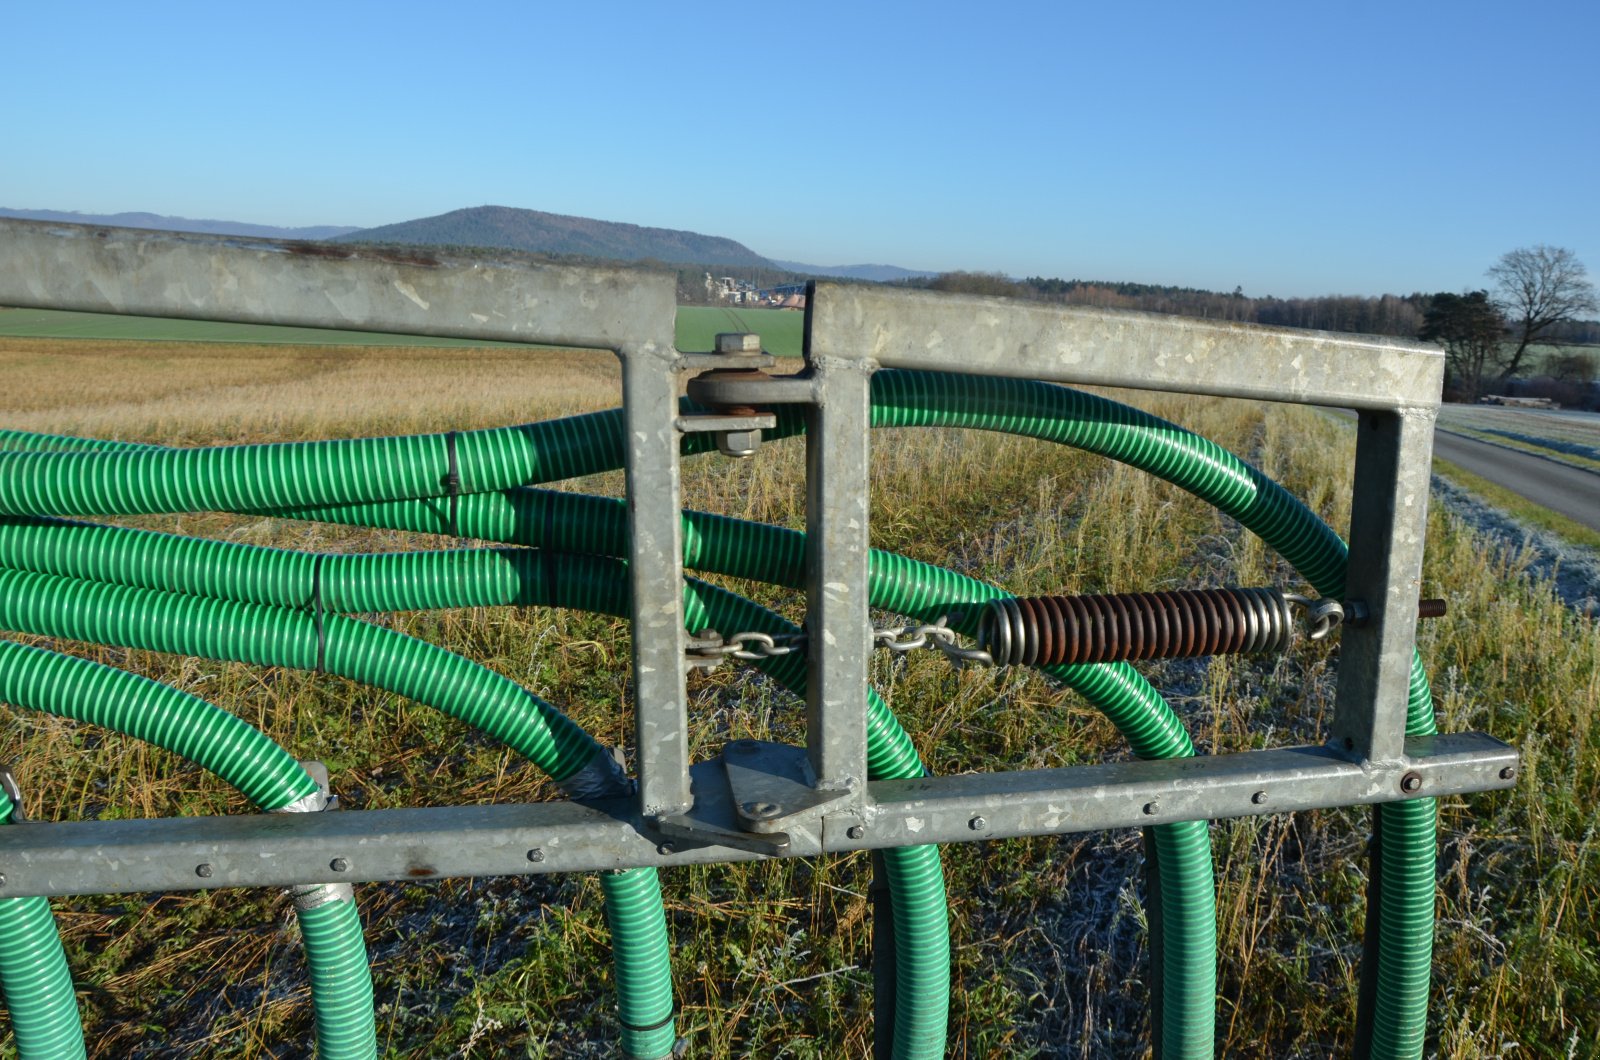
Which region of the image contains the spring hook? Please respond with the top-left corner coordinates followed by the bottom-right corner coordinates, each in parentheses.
top-left (1284, 594), bottom-right (1345, 641)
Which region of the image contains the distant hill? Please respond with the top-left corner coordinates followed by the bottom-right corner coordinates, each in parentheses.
top-left (0, 208), bottom-right (360, 241)
top-left (768, 260), bottom-right (933, 282)
top-left (3, 203), bottom-right (935, 283)
top-left (334, 205), bottom-right (771, 268)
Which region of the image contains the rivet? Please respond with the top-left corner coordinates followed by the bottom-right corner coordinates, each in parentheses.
top-left (846, 825), bottom-right (865, 840)
top-left (1251, 790), bottom-right (1269, 805)
top-left (1400, 772), bottom-right (1423, 794)
top-left (330, 857), bottom-right (350, 873)
top-left (195, 863), bottom-right (214, 879)
top-left (526, 848), bottom-right (546, 863)
top-left (969, 816), bottom-right (987, 831)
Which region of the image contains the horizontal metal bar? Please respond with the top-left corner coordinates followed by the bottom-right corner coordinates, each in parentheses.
top-left (0, 218), bottom-right (678, 351)
top-left (0, 733), bottom-right (1513, 898)
top-left (807, 282), bottom-right (1445, 411)
top-left (845, 731), bottom-right (1512, 848)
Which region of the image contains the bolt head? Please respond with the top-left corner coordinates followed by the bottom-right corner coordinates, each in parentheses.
top-left (846, 825), bottom-right (865, 840)
top-left (715, 332), bottom-right (762, 355)
top-left (657, 842), bottom-right (676, 856)
top-left (742, 801), bottom-right (781, 819)
top-left (526, 848), bottom-right (546, 864)
top-left (1251, 790), bottom-right (1269, 805)
top-left (1400, 772), bottom-right (1423, 794)
top-left (1142, 801), bottom-right (1159, 816)
top-left (330, 857), bottom-right (350, 873)
top-left (195, 863), bottom-right (214, 879)
top-left (969, 816), bottom-right (987, 831)
top-left (1498, 766), bottom-right (1516, 781)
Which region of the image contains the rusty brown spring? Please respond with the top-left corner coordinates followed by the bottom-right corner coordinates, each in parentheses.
top-left (977, 587), bottom-right (1298, 667)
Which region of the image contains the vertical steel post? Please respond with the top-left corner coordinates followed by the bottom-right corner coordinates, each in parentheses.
top-left (619, 343), bottom-right (695, 819)
top-left (803, 357), bottom-right (874, 798)
top-left (1331, 407), bottom-right (1438, 763)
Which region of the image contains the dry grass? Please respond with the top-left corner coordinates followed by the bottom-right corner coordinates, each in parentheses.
top-left (0, 337), bottom-right (620, 443)
top-left (1, 338), bottom-right (1596, 1058)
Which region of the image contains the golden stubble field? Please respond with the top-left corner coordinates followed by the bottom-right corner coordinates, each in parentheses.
top-left (1, 336), bottom-right (1596, 1058)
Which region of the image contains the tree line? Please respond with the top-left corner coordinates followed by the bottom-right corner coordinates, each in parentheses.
top-left (902, 247), bottom-right (1599, 404)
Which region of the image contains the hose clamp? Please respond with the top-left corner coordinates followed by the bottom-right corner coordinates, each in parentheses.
top-left (0, 764), bottom-right (28, 823)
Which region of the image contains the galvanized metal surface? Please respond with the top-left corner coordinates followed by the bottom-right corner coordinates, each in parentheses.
top-left (622, 347), bottom-right (695, 819)
top-left (0, 217), bottom-right (677, 351)
top-left (0, 734), bottom-right (1514, 898)
top-left (803, 359), bottom-right (873, 800)
top-left (806, 281), bottom-right (1446, 411)
top-left (0, 219), bottom-right (1512, 904)
top-left (1332, 408), bottom-right (1439, 763)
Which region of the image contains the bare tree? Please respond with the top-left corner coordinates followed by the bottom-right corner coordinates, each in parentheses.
top-left (1487, 245), bottom-right (1599, 384)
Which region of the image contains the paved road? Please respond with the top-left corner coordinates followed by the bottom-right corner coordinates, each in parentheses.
top-left (1325, 409), bottom-right (1600, 533)
top-left (1430, 429), bottom-right (1600, 532)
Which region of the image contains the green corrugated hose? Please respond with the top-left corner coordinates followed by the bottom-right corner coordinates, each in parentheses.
top-left (0, 515), bottom-right (1195, 1058)
top-left (0, 567), bottom-right (674, 1060)
top-left (0, 364), bottom-right (1438, 1057)
top-left (0, 526), bottom-right (950, 1060)
top-left (0, 786), bottom-right (83, 1060)
top-left (0, 637), bottom-right (377, 1060)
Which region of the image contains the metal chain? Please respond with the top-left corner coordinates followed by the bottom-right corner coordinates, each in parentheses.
top-left (687, 616), bottom-right (993, 670)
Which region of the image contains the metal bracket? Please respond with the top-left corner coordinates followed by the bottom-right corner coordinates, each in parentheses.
top-left (651, 740), bottom-right (853, 856)
top-left (673, 413), bottom-right (777, 434)
top-left (723, 739), bottom-right (852, 830)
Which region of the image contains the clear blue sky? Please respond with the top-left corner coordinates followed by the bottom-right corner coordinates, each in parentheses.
top-left (3, 1), bottom-right (1595, 297)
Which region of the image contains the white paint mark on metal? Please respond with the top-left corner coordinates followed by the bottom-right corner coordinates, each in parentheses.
top-left (392, 280), bottom-right (430, 311)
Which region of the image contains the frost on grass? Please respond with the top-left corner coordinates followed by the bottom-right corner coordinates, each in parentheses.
top-left (1430, 474), bottom-right (1600, 616)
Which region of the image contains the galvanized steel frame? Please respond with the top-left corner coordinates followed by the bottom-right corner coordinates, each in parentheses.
top-left (0, 218), bottom-right (1515, 899)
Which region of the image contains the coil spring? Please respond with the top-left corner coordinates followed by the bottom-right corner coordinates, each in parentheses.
top-left (977, 587), bottom-right (1297, 667)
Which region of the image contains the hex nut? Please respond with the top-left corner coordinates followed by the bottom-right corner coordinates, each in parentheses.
top-left (716, 429), bottom-right (761, 458)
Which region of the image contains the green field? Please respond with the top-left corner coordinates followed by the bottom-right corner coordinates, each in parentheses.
top-left (0, 305), bottom-right (806, 357)
top-left (672, 305), bottom-right (805, 356)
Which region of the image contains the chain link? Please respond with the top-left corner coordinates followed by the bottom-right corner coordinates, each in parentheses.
top-left (687, 617), bottom-right (993, 670)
